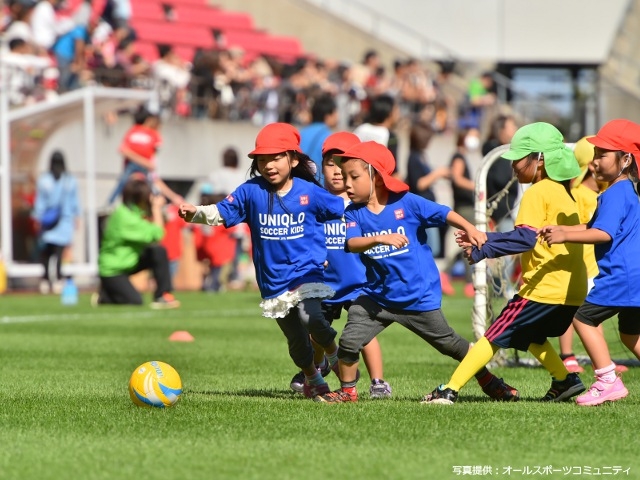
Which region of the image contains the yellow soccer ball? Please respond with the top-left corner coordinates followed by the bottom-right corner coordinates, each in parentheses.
top-left (129, 361), bottom-right (182, 408)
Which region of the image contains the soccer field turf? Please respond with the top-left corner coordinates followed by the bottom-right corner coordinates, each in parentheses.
top-left (0, 290), bottom-right (636, 479)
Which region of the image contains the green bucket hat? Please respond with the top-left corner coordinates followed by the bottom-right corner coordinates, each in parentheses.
top-left (502, 122), bottom-right (581, 181)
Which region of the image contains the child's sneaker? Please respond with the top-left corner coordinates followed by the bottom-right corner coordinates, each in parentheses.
top-left (562, 355), bottom-right (584, 374)
top-left (576, 376), bottom-right (629, 406)
top-left (369, 379), bottom-right (392, 399)
top-left (289, 371), bottom-right (305, 393)
top-left (303, 381), bottom-right (330, 399)
top-left (150, 293), bottom-right (181, 310)
top-left (480, 376), bottom-right (520, 402)
top-left (541, 373), bottom-right (585, 402)
top-left (421, 385), bottom-right (458, 405)
top-left (314, 389), bottom-right (358, 403)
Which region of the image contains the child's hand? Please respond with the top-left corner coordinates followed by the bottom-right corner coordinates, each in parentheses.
top-left (457, 228), bottom-right (486, 249)
top-left (540, 226), bottom-right (566, 245)
top-left (461, 246), bottom-right (477, 265)
top-left (455, 230), bottom-right (472, 248)
top-left (179, 203), bottom-right (197, 222)
top-left (377, 233), bottom-right (409, 249)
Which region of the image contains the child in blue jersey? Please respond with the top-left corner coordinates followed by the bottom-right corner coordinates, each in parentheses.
top-left (424, 122), bottom-right (587, 405)
top-left (290, 132), bottom-right (392, 399)
top-left (179, 123), bottom-right (345, 399)
top-left (541, 119), bottom-right (640, 406)
top-left (315, 141), bottom-right (519, 403)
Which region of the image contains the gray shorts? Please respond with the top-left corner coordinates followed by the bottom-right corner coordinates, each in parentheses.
top-left (338, 295), bottom-right (470, 364)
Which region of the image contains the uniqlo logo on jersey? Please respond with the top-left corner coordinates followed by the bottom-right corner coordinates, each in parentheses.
top-left (300, 195), bottom-right (309, 205)
top-left (394, 209), bottom-right (405, 220)
top-left (347, 221), bottom-right (356, 228)
top-left (226, 194), bottom-right (234, 202)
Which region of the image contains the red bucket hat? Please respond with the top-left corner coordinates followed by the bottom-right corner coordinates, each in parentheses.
top-left (322, 132), bottom-right (360, 156)
top-left (587, 119), bottom-right (640, 169)
top-left (248, 123), bottom-right (302, 158)
top-left (337, 141), bottom-right (409, 193)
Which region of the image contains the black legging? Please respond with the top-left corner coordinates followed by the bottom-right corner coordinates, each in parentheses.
top-left (41, 243), bottom-right (65, 282)
top-left (98, 244), bottom-right (173, 305)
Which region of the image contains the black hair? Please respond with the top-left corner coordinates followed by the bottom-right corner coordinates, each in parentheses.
top-left (122, 178), bottom-right (152, 216)
top-left (616, 151), bottom-right (639, 181)
top-left (222, 147), bottom-right (239, 168)
top-left (8, 38), bottom-right (26, 51)
top-left (133, 105), bottom-right (158, 125)
top-left (363, 49), bottom-right (378, 64)
top-left (157, 44), bottom-right (173, 59)
top-left (249, 151), bottom-right (320, 213)
top-left (49, 150), bottom-right (66, 179)
top-left (310, 94), bottom-right (336, 124)
top-left (367, 94), bottom-right (395, 124)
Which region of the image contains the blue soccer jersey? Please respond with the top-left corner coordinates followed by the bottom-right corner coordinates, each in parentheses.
top-left (587, 180), bottom-right (640, 307)
top-left (344, 192), bottom-right (451, 311)
top-left (217, 177), bottom-right (344, 299)
top-left (324, 198), bottom-right (365, 304)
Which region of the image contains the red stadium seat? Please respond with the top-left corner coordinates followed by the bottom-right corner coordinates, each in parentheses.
top-left (131, 2), bottom-right (166, 22)
top-left (170, 5), bottom-right (254, 31)
top-left (129, 19), bottom-right (215, 49)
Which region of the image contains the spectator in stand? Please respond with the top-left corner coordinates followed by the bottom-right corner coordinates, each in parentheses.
top-left (299, 94), bottom-right (338, 183)
top-left (30, 0), bottom-right (91, 52)
top-left (459, 71), bottom-right (496, 131)
top-left (106, 106), bottom-right (182, 208)
top-left (32, 151), bottom-right (81, 295)
top-left (52, 23), bottom-right (90, 92)
top-left (152, 44), bottom-right (191, 116)
top-left (3, 0), bottom-right (38, 51)
top-left (4, 37), bottom-right (51, 106)
top-left (353, 93), bottom-right (400, 164)
top-left (405, 121), bottom-right (450, 257)
top-left (95, 176), bottom-right (180, 308)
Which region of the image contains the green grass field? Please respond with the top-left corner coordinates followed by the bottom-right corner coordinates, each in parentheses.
top-left (0, 289), bottom-right (637, 480)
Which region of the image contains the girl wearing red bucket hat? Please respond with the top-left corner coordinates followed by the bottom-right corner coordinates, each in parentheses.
top-left (289, 132), bottom-right (392, 399)
top-left (316, 141), bottom-right (517, 403)
top-left (179, 123), bottom-right (346, 399)
top-left (541, 119), bottom-right (640, 406)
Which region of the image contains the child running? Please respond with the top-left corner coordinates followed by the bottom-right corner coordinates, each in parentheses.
top-left (424, 122), bottom-right (587, 405)
top-left (315, 140), bottom-right (518, 403)
top-left (179, 123), bottom-right (345, 399)
top-left (540, 119), bottom-right (640, 406)
top-left (290, 132), bottom-right (392, 399)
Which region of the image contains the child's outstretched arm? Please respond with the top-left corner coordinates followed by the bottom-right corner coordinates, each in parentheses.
top-left (179, 203), bottom-right (225, 226)
top-left (346, 233), bottom-right (409, 253)
top-left (540, 225), bottom-right (611, 245)
top-left (446, 210), bottom-right (486, 248)
top-left (457, 225), bottom-right (538, 264)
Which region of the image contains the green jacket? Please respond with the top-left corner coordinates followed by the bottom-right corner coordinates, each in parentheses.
top-left (98, 204), bottom-right (164, 277)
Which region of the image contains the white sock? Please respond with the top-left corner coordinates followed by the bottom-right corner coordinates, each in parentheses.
top-left (595, 363), bottom-right (617, 383)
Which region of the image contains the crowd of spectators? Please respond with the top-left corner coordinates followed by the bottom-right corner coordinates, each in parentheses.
top-left (0, 0), bottom-right (477, 134)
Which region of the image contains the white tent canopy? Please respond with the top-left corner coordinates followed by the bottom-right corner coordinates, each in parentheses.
top-left (0, 86), bottom-right (152, 278)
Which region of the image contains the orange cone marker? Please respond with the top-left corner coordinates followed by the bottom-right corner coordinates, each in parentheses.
top-left (169, 330), bottom-right (194, 342)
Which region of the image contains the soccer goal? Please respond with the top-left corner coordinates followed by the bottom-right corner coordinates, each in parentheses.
top-left (472, 144), bottom-right (639, 368)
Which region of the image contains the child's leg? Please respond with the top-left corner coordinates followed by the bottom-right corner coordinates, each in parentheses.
top-left (574, 318), bottom-right (612, 370)
top-left (361, 337), bottom-right (384, 380)
top-left (446, 337), bottom-right (499, 391)
top-left (296, 298), bottom-right (338, 363)
top-left (620, 333), bottom-right (640, 359)
top-left (528, 340), bottom-right (568, 380)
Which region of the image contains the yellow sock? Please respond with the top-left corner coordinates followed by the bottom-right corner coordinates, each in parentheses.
top-left (528, 340), bottom-right (568, 381)
top-left (446, 337), bottom-right (499, 392)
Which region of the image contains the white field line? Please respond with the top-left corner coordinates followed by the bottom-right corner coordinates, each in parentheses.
top-left (0, 309), bottom-right (259, 325)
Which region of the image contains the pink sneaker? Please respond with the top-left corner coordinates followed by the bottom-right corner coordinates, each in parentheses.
top-left (562, 355), bottom-right (584, 374)
top-left (303, 381), bottom-right (330, 399)
top-left (576, 376), bottom-right (629, 406)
